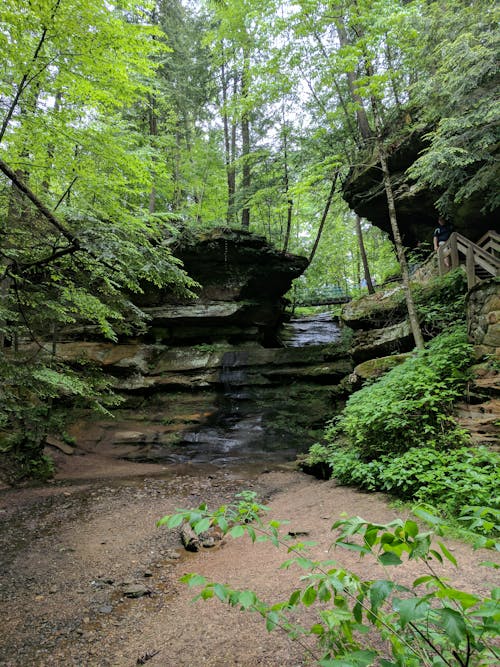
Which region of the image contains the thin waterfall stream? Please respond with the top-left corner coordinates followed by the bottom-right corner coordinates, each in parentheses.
top-left (163, 312), bottom-right (342, 469)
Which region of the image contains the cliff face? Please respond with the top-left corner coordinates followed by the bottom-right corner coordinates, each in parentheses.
top-left (342, 130), bottom-right (493, 247)
top-left (134, 228), bottom-right (309, 347)
top-left (45, 229), bottom-right (352, 466)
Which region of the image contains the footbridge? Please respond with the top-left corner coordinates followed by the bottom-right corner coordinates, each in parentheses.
top-left (293, 285), bottom-right (351, 307)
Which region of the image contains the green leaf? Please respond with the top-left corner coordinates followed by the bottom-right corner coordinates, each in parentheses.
top-left (336, 541), bottom-right (371, 555)
top-left (193, 518), bottom-right (211, 535)
top-left (180, 573), bottom-right (206, 588)
top-left (213, 583), bottom-right (227, 602)
top-left (310, 623), bottom-right (324, 635)
top-left (302, 585), bottom-right (317, 607)
top-left (436, 607), bottom-right (468, 647)
top-left (217, 517), bottom-right (228, 533)
top-left (246, 526), bottom-right (256, 542)
top-left (370, 579), bottom-right (394, 614)
top-left (437, 541), bottom-right (457, 567)
top-left (200, 588), bottom-right (213, 600)
top-left (238, 590), bottom-right (256, 610)
top-left (230, 525), bottom-right (245, 538)
top-left (436, 588), bottom-right (479, 610)
top-left (266, 611), bottom-right (280, 631)
top-left (404, 520), bottom-right (419, 538)
top-left (378, 552), bottom-right (402, 566)
top-left (319, 650), bottom-right (378, 666)
top-left (393, 597), bottom-right (429, 627)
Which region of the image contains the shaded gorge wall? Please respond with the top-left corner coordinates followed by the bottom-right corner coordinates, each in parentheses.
top-left (47, 229), bottom-right (354, 470)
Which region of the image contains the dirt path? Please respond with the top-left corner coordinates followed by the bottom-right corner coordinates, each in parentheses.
top-left (0, 456), bottom-right (498, 667)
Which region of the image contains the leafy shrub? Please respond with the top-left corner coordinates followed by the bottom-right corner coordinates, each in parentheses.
top-left (303, 444), bottom-right (500, 530)
top-left (159, 495), bottom-right (500, 666)
top-left (329, 326), bottom-right (473, 459)
top-left (413, 268), bottom-right (468, 336)
top-left (380, 446), bottom-right (500, 515)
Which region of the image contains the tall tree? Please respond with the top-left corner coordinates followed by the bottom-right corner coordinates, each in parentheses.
top-left (0, 0), bottom-right (195, 476)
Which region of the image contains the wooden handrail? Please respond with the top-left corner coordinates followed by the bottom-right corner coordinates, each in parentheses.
top-left (438, 230), bottom-right (500, 288)
top-left (477, 230), bottom-right (500, 248)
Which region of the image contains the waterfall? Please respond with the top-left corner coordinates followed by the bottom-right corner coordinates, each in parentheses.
top-left (220, 350), bottom-right (250, 400)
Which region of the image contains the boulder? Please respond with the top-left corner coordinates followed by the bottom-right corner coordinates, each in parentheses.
top-left (351, 320), bottom-right (414, 362)
top-left (354, 353), bottom-right (412, 381)
top-left (341, 285), bottom-right (406, 330)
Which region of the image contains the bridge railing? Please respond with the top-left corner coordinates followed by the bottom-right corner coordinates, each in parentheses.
top-left (293, 286), bottom-right (351, 306)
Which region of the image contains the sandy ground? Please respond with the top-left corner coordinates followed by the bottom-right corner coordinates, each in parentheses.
top-left (0, 449), bottom-right (498, 667)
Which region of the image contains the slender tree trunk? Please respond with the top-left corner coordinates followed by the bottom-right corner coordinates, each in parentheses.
top-left (334, 13), bottom-right (372, 141)
top-left (354, 215), bottom-right (375, 293)
top-left (281, 108), bottom-right (293, 253)
top-left (229, 97), bottom-right (237, 224)
top-left (384, 40), bottom-right (401, 109)
top-left (240, 49), bottom-right (251, 230)
top-left (376, 137), bottom-right (424, 349)
top-left (148, 94), bottom-right (158, 214)
top-left (308, 171), bottom-right (339, 264)
top-left (221, 58), bottom-right (236, 225)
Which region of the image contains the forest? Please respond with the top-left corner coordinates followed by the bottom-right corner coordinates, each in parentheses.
top-left (0, 1), bottom-right (499, 664)
top-left (1, 0), bottom-right (497, 475)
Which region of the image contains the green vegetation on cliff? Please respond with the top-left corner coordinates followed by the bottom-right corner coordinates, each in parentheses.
top-left (304, 315), bottom-right (499, 528)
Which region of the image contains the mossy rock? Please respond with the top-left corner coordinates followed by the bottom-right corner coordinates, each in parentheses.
top-left (354, 353), bottom-right (412, 381)
top-left (341, 286), bottom-right (406, 330)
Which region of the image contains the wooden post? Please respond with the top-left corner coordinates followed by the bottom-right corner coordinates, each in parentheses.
top-left (466, 245), bottom-right (476, 289)
top-left (438, 245), bottom-right (445, 275)
top-left (450, 233), bottom-right (459, 269)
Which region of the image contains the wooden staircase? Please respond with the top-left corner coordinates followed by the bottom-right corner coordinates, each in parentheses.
top-left (438, 230), bottom-right (500, 288)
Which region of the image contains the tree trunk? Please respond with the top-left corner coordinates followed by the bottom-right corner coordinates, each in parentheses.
top-left (377, 140), bottom-right (424, 349)
top-left (221, 59), bottom-right (237, 225)
top-left (354, 215), bottom-right (375, 293)
top-left (334, 13), bottom-right (372, 141)
top-left (148, 94), bottom-right (158, 214)
top-left (281, 110), bottom-right (293, 253)
top-left (240, 49), bottom-right (251, 230)
top-left (308, 171), bottom-right (339, 264)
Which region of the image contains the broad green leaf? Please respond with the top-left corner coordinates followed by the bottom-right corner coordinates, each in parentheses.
top-left (378, 552), bottom-right (402, 566)
top-left (193, 518), bottom-right (211, 535)
top-left (238, 590), bottom-right (256, 610)
top-left (436, 607), bottom-right (468, 647)
top-left (393, 597), bottom-right (429, 627)
top-left (369, 579), bottom-right (394, 614)
top-left (302, 585), bottom-right (317, 607)
top-left (230, 525), bottom-right (245, 538)
top-left (266, 611), bottom-right (280, 631)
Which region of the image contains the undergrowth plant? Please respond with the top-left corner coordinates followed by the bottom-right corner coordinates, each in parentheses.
top-left (158, 493), bottom-right (500, 667)
top-left (330, 326), bottom-right (473, 459)
top-left (301, 326), bottom-right (500, 528)
top-left (413, 269), bottom-right (468, 336)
